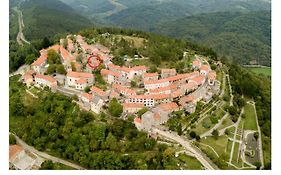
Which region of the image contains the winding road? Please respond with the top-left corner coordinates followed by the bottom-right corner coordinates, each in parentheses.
top-left (14, 7), bottom-right (30, 45)
top-left (153, 128), bottom-right (219, 170)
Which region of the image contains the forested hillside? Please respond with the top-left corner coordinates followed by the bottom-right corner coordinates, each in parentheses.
top-left (153, 11), bottom-right (271, 66)
top-left (18, 0), bottom-right (92, 40)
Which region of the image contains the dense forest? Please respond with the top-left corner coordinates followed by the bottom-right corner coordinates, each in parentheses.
top-left (9, 25), bottom-right (271, 169)
top-left (153, 11), bottom-right (271, 66)
top-left (9, 75), bottom-right (202, 169)
top-left (222, 58), bottom-right (271, 169)
top-left (16, 0), bottom-right (93, 40)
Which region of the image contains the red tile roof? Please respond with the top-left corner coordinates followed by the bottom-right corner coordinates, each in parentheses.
top-left (9, 145), bottom-right (23, 160)
top-left (192, 59), bottom-right (201, 67)
top-left (154, 113), bottom-right (161, 120)
top-left (60, 46), bottom-right (75, 62)
top-left (101, 69), bottom-right (121, 77)
top-left (134, 117), bottom-right (142, 124)
top-left (48, 44), bottom-right (60, 53)
top-left (171, 89), bottom-right (182, 98)
top-left (149, 84), bottom-right (177, 94)
top-left (67, 39), bottom-right (75, 52)
top-left (190, 75), bottom-right (205, 86)
top-left (129, 93), bottom-right (170, 100)
top-left (81, 93), bottom-right (93, 101)
top-left (109, 90), bottom-right (119, 99)
top-left (208, 71), bottom-right (216, 80)
top-left (35, 74), bottom-right (57, 83)
top-left (112, 84), bottom-right (136, 95)
top-left (91, 86), bottom-right (107, 96)
top-left (123, 103), bottom-right (144, 109)
top-left (32, 54), bottom-right (47, 66)
top-left (144, 73), bottom-right (158, 78)
top-left (182, 81), bottom-right (198, 90)
top-left (180, 95), bottom-right (194, 104)
top-left (144, 78), bottom-right (169, 85)
top-left (132, 66), bottom-right (147, 71)
top-left (24, 73), bottom-right (33, 81)
top-left (161, 68), bottom-right (176, 74)
top-left (157, 102), bottom-right (179, 112)
top-left (67, 71), bottom-right (94, 79)
top-left (200, 64), bottom-right (210, 72)
top-left (76, 78), bottom-right (87, 84)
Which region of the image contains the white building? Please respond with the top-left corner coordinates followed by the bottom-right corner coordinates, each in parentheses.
top-left (66, 71), bottom-right (94, 89)
top-left (101, 69), bottom-right (121, 84)
top-left (91, 96), bottom-right (104, 114)
top-left (34, 74), bottom-right (57, 91)
top-left (161, 69), bottom-right (177, 78)
top-left (31, 54), bottom-right (48, 74)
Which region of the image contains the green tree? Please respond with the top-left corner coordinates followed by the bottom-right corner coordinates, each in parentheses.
top-left (40, 160), bottom-right (54, 170)
top-left (254, 132), bottom-right (259, 140)
top-left (137, 107), bottom-right (148, 116)
top-left (42, 37), bottom-right (52, 49)
top-left (105, 132), bottom-right (118, 151)
top-left (84, 86), bottom-right (91, 93)
top-left (210, 116), bottom-right (218, 124)
top-left (108, 98), bottom-right (123, 117)
top-left (56, 65), bottom-right (66, 74)
top-left (47, 49), bottom-right (61, 64)
top-left (190, 131), bottom-right (197, 139)
top-left (9, 134), bottom-right (16, 145)
top-left (62, 39), bottom-right (68, 49)
top-left (130, 80), bottom-right (137, 88)
top-left (228, 106), bottom-right (237, 116)
top-left (176, 123), bottom-right (182, 136)
top-left (211, 129), bottom-right (219, 139)
top-left (46, 64), bottom-right (56, 74)
top-left (71, 62), bottom-right (76, 71)
top-left (255, 162), bottom-right (261, 170)
top-left (25, 54), bottom-right (37, 64)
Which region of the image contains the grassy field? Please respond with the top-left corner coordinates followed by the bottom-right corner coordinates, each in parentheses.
top-left (178, 154), bottom-right (203, 170)
top-left (217, 116), bottom-right (234, 130)
top-left (201, 135), bottom-right (228, 156)
top-left (226, 139), bottom-right (233, 153)
top-left (243, 104), bottom-right (258, 131)
top-left (53, 163), bottom-right (75, 170)
top-left (231, 142), bottom-right (242, 167)
top-left (247, 67), bottom-right (271, 77)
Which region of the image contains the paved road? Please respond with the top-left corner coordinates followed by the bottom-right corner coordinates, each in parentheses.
top-left (14, 7), bottom-right (30, 45)
top-left (11, 133), bottom-right (86, 170)
top-left (153, 128), bottom-right (218, 170)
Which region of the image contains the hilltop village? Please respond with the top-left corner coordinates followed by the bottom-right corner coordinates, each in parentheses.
top-left (21, 34), bottom-right (220, 131)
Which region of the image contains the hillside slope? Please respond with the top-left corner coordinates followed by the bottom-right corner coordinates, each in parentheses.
top-left (19, 0), bottom-right (93, 40)
top-left (152, 11), bottom-right (271, 66)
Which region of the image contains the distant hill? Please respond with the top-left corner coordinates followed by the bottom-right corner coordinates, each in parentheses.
top-left (105, 2), bottom-right (192, 31)
top-left (152, 11), bottom-right (271, 66)
top-left (18, 0), bottom-right (93, 40)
